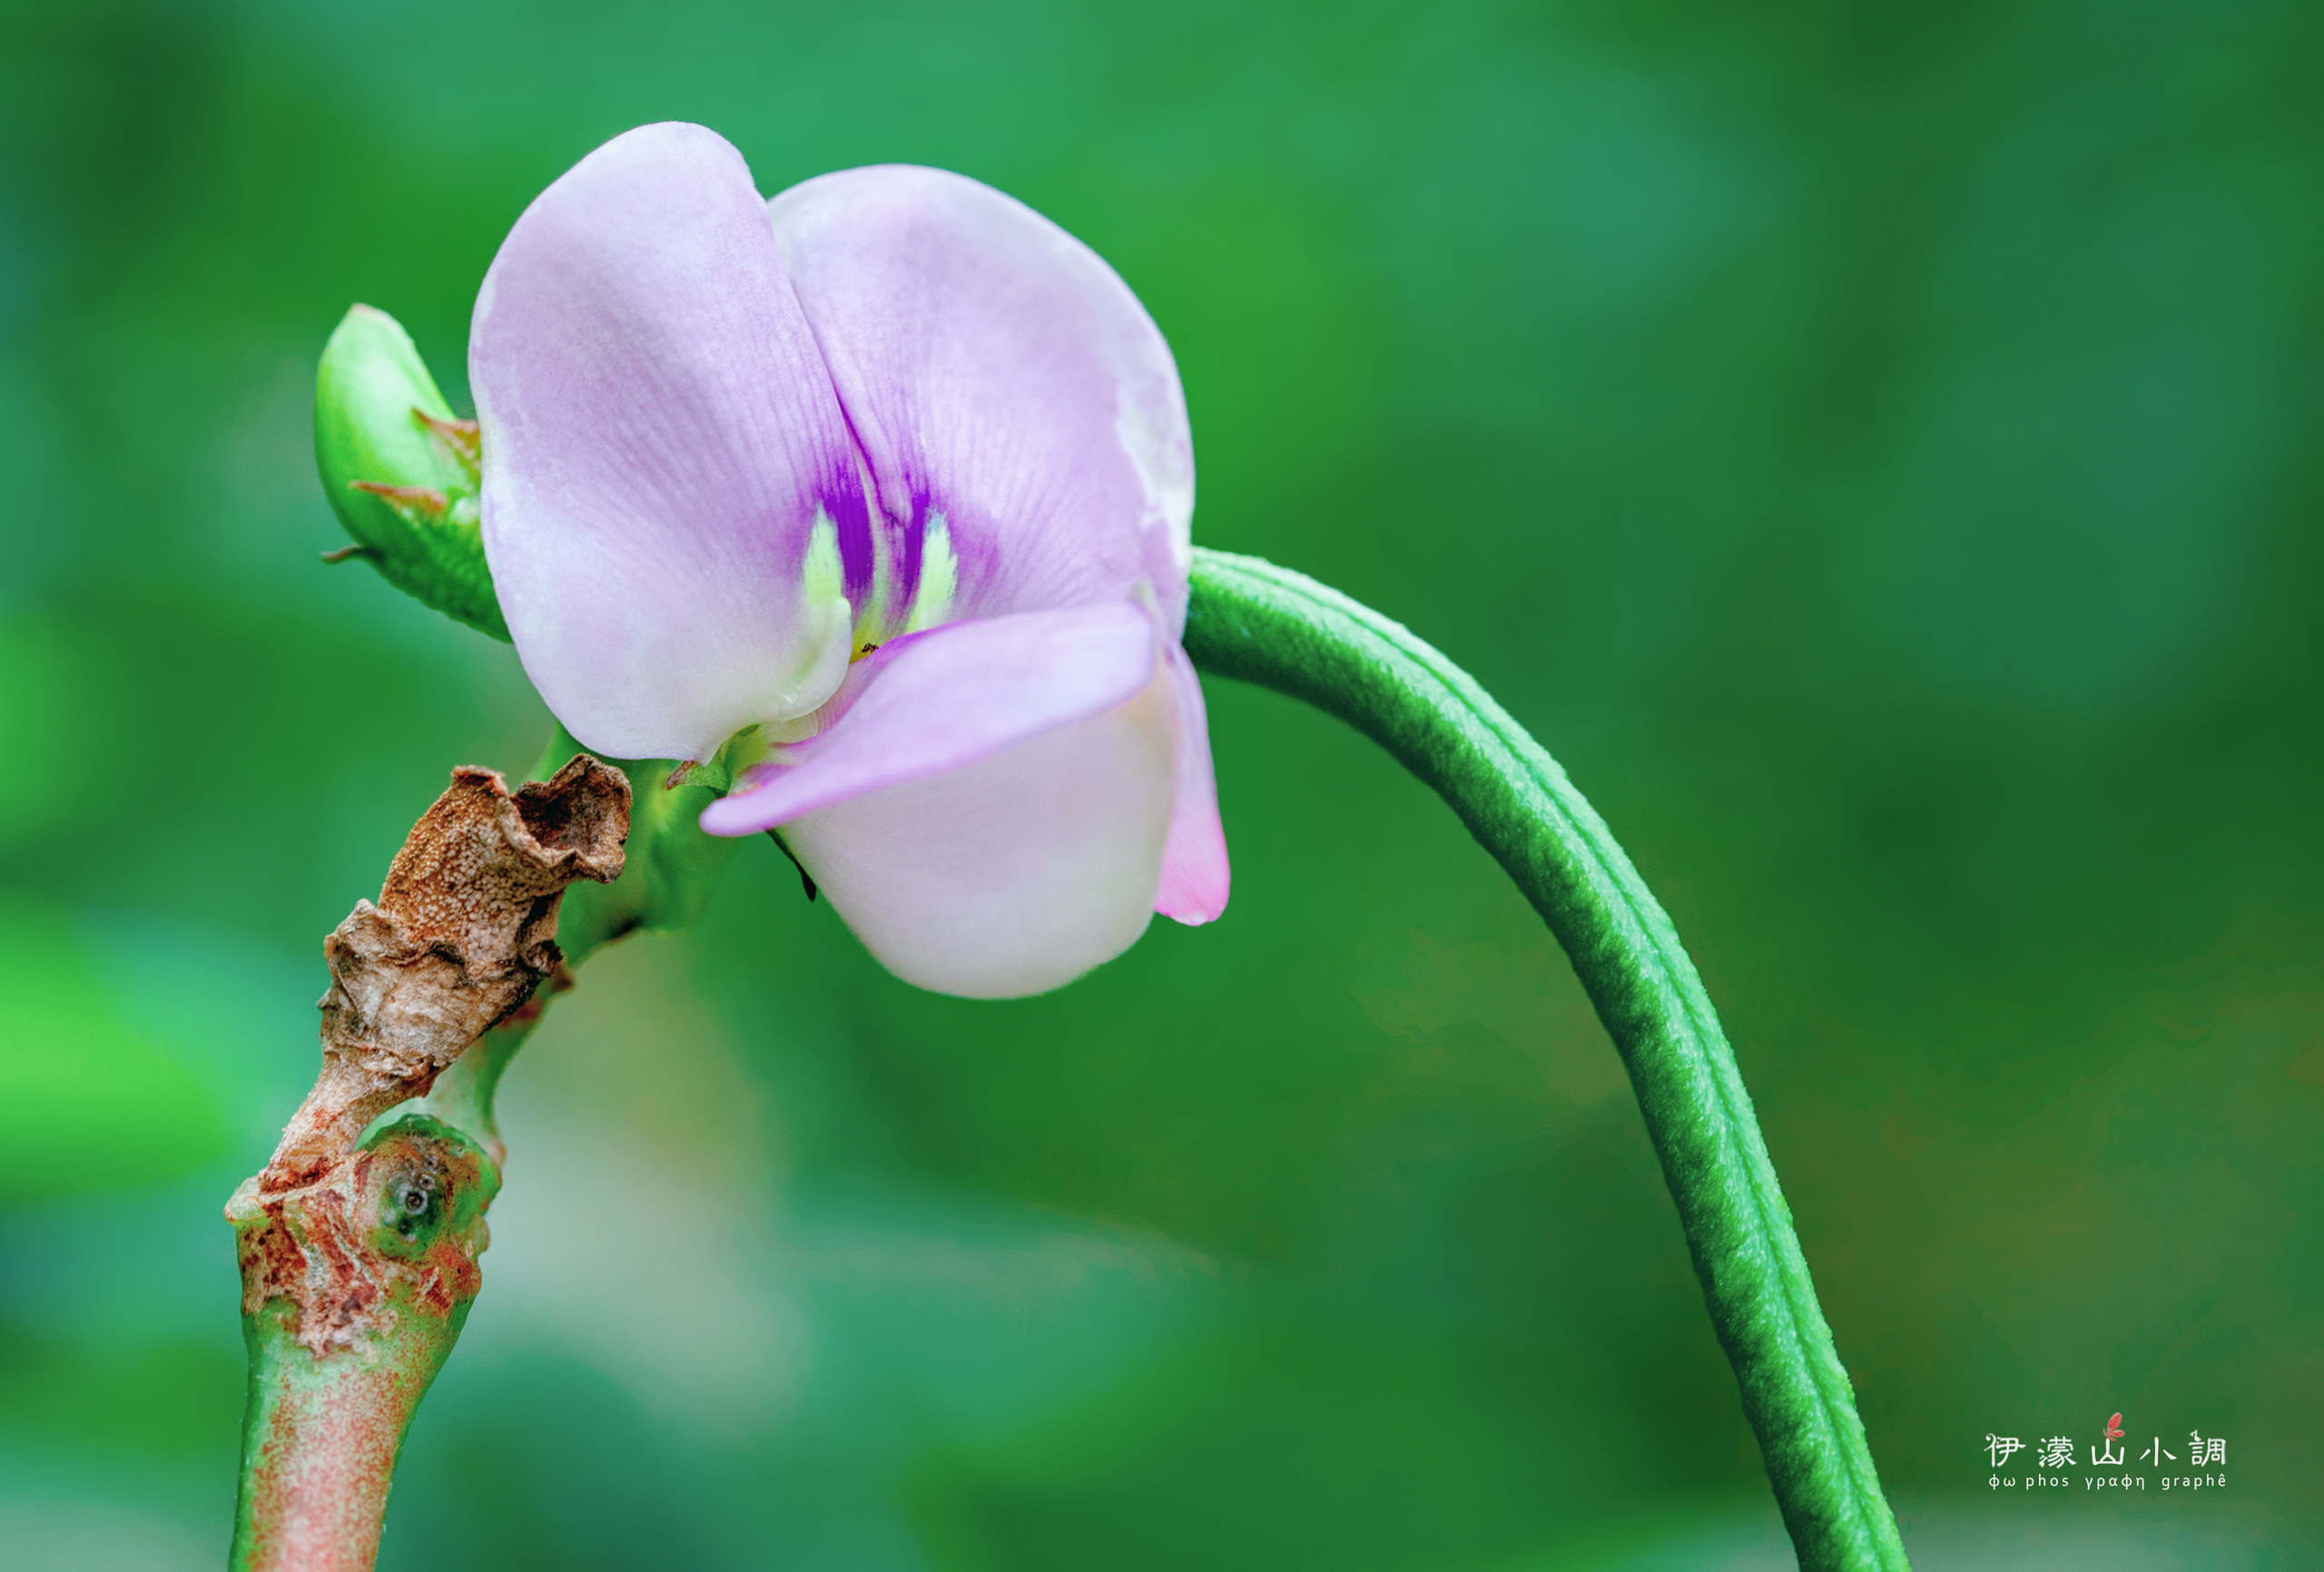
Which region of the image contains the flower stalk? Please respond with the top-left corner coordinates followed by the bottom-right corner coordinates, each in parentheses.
top-left (1181, 547), bottom-right (1909, 1571)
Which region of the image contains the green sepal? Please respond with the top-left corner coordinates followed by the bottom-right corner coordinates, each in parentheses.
top-left (313, 304), bottom-right (509, 641)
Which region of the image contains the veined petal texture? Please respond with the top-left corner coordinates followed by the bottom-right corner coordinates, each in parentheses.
top-left (472, 122), bottom-right (867, 763)
top-left (769, 165), bottom-right (1195, 634)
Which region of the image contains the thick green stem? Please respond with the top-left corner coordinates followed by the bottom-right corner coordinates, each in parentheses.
top-left (1182, 547), bottom-right (1908, 1571)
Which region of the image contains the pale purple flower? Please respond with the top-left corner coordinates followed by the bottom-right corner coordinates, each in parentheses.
top-left (468, 123), bottom-right (1228, 997)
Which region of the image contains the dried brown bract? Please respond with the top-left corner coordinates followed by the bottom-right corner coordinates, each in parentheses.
top-left (259, 755), bottom-right (629, 1193)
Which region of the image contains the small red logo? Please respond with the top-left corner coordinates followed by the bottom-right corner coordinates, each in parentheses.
top-left (2105, 1412), bottom-right (2125, 1439)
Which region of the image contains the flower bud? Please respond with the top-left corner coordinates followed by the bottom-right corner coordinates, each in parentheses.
top-left (314, 303), bottom-right (507, 639)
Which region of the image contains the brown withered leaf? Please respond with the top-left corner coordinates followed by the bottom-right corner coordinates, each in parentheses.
top-left (258, 756), bottom-right (628, 1192)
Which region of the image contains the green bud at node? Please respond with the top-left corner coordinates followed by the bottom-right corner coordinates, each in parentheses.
top-left (314, 303), bottom-right (508, 640)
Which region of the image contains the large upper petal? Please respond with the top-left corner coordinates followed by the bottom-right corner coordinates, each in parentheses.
top-left (768, 165), bottom-right (1194, 634)
top-left (473, 122), bottom-right (866, 763)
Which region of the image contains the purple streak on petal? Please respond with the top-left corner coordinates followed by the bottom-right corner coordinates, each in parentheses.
top-left (472, 122), bottom-right (866, 761)
top-left (894, 487), bottom-right (928, 603)
top-left (780, 661), bottom-right (1179, 998)
top-left (767, 165), bottom-right (1195, 633)
top-left (698, 601), bottom-right (1158, 836)
top-left (1154, 642), bottom-right (1229, 924)
top-left (827, 457), bottom-right (878, 608)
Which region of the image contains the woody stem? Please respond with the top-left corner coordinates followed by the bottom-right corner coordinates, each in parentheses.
top-left (228, 743), bottom-right (742, 1571)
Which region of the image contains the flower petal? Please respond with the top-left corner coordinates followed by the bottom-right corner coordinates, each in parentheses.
top-left (768, 165), bottom-right (1194, 634)
top-left (1154, 644), bottom-right (1229, 924)
top-left (472, 122), bottom-right (867, 762)
top-left (780, 662), bottom-right (1179, 998)
top-left (699, 601), bottom-right (1158, 835)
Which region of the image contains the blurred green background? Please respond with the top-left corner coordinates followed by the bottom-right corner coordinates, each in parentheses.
top-left (3, 1), bottom-right (2319, 1567)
